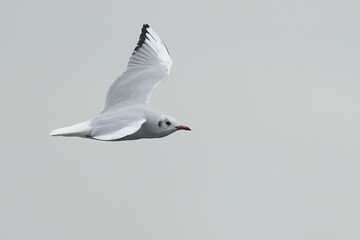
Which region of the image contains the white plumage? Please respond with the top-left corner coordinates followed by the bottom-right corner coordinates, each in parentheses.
top-left (51, 24), bottom-right (190, 141)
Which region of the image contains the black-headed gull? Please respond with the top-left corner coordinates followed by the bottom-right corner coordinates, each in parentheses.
top-left (51, 24), bottom-right (190, 141)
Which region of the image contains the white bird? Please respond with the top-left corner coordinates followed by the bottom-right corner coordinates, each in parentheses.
top-left (50, 24), bottom-right (190, 141)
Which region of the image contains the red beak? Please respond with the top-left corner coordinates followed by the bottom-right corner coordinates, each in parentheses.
top-left (176, 125), bottom-right (191, 131)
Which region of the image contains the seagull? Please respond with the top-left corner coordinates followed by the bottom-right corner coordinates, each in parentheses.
top-left (50, 24), bottom-right (190, 141)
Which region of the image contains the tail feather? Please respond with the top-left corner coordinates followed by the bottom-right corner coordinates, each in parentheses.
top-left (50, 121), bottom-right (92, 137)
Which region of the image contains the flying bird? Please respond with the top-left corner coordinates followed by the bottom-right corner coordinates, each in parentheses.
top-left (50, 24), bottom-right (190, 141)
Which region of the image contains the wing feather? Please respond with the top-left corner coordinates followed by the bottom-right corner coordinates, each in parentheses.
top-left (103, 24), bottom-right (172, 111)
top-left (91, 114), bottom-right (146, 141)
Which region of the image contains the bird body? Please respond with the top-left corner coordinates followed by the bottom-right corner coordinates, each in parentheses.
top-left (51, 24), bottom-right (190, 141)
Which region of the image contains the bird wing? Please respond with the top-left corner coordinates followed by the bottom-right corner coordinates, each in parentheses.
top-left (91, 112), bottom-right (146, 141)
top-left (103, 24), bottom-right (172, 111)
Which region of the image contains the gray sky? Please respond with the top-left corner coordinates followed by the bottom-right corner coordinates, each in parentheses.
top-left (1, 0), bottom-right (360, 239)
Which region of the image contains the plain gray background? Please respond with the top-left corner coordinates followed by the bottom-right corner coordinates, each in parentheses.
top-left (1, 0), bottom-right (359, 239)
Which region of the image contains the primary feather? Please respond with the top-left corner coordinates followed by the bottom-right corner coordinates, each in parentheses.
top-left (104, 24), bottom-right (172, 111)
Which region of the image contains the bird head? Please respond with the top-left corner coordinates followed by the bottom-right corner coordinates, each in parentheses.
top-left (156, 115), bottom-right (191, 136)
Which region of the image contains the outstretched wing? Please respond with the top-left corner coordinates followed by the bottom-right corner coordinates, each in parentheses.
top-left (103, 24), bottom-right (172, 111)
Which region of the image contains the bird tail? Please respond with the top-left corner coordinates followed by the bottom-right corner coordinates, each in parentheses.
top-left (50, 121), bottom-right (92, 137)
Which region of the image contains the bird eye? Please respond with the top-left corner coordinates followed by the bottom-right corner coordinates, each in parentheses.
top-left (165, 120), bottom-right (171, 126)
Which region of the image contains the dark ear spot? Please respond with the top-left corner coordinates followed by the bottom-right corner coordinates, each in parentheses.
top-left (158, 121), bottom-right (162, 127)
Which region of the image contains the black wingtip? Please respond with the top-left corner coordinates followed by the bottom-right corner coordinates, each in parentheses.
top-left (133, 24), bottom-right (150, 53)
